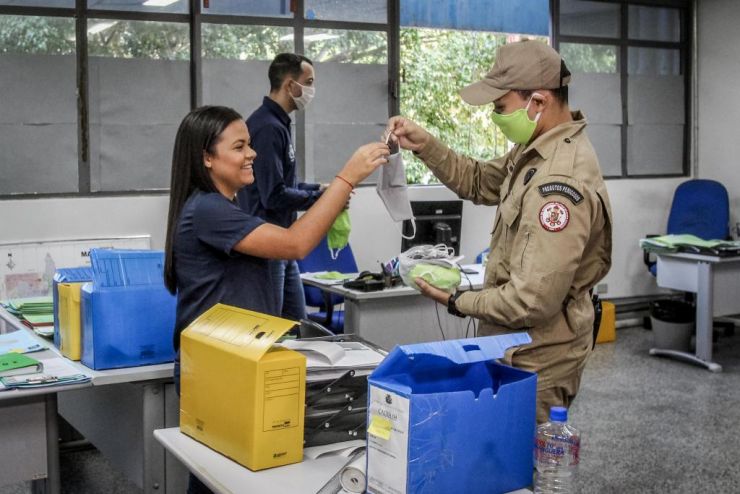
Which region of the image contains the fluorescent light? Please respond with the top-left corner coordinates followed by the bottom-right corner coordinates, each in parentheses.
top-left (143, 0), bottom-right (179, 6)
top-left (87, 21), bottom-right (118, 35)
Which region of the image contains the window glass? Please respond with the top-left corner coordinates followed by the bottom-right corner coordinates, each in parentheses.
top-left (304, 30), bottom-right (389, 184)
top-left (88, 19), bottom-right (190, 191)
top-left (304, 29), bottom-right (387, 64)
top-left (86, 0), bottom-right (188, 14)
top-left (560, 43), bottom-right (617, 74)
top-left (0, 15), bottom-right (78, 194)
top-left (629, 5), bottom-right (681, 42)
top-left (305, 0), bottom-right (386, 23)
top-left (559, 0), bottom-right (620, 38)
top-left (0, 0), bottom-right (73, 6)
top-left (201, 24), bottom-right (293, 118)
top-left (201, 0), bottom-right (292, 17)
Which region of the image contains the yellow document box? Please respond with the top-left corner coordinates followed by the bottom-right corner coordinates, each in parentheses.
top-left (180, 304), bottom-right (306, 471)
top-left (58, 282), bottom-right (84, 360)
top-left (597, 301), bottom-right (616, 344)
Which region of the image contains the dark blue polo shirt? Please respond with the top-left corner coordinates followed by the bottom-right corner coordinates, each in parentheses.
top-left (172, 190), bottom-right (278, 350)
top-left (238, 96), bottom-right (321, 228)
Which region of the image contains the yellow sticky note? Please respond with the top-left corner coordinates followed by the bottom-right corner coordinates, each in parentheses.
top-left (367, 415), bottom-right (392, 440)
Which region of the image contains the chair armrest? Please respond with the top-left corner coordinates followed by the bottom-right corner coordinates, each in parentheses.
top-left (643, 234), bottom-right (659, 269)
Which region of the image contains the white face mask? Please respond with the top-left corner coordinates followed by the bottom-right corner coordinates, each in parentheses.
top-left (376, 144), bottom-right (416, 239)
top-left (290, 80), bottom-right (315, 111)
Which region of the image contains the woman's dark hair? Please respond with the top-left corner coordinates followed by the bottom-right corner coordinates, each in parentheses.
top-left (163, 105), bottom-right (243, 294)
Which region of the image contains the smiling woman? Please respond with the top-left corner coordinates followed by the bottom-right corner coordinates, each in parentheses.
top-left (163, 105), bottom-right (389, 357)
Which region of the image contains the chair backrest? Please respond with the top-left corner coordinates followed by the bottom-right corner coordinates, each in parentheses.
top-left (667, 179), bottom-right (729, 240)
top-left (296, 236), bottom-right (358, 307)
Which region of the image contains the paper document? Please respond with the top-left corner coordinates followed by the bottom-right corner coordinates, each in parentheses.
top-left (304, 440), bottom-right (366, 460)
top-left (281, 340), bottom-right (385, 369)
top-left (0, 330), bottom-right (45, 354)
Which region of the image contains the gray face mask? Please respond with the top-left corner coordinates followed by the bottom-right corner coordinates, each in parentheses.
top-left (376, 144), bottom-right (416, 239)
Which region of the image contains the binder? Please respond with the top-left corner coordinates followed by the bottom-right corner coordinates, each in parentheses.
top-left (0, 352), bottom-right (43, 377)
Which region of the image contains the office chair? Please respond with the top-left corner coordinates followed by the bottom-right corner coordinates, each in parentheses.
top-left (644, 179), bottom-right (730, 275)
top-left (296, 236), bottom-right (358, 334)
top-left (643, 179), bottom-right (734, 335)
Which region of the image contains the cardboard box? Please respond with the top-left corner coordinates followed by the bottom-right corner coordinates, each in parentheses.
top-left (367, 334), bottom-right (537, 494)
top-left (80, 249), bottom-right (175, 370)
top-left (57, 282), bottom-right (84, 360)
top-left (52, 267), bottom-right (93, 349)
top-left (180, 304), bottom-right (306, 471)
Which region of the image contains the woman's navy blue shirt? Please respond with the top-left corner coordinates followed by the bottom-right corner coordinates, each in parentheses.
top-left (172, 190), bottom-right (278, 350)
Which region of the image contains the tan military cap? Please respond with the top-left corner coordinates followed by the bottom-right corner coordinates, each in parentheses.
top-left (460, 40), bottom-right (571, 106)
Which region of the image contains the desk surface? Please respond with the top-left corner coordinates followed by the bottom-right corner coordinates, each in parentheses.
top-left (155, 428), bottom-right (353, 493)
top-left (302, 264), bottom-right (485, 301)
top-left (655, 251), bottom-right (740, 263)
top-left (155, 428), bottom-right (532, 494)
top-left (0, 306), bottom-right (173, 389)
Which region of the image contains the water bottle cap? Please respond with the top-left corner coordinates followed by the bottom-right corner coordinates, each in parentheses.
top-left (550, 406), bottom-right (568, 422)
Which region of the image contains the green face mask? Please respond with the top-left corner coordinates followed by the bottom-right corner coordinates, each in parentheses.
top-left (490, 95), bottom-right (541, 145)
top-left (327, 210), bottom-right (351, 259)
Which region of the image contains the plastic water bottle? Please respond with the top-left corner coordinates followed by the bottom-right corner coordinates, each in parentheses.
top-left (534, 406), bottom-right (580, 493)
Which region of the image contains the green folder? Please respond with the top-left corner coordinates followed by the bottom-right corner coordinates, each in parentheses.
top-left (0, 352), bottom-right (43, 377)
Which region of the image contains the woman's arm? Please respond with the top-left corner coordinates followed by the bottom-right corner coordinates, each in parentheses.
top-left (234, 142), bottom-right (388, 259)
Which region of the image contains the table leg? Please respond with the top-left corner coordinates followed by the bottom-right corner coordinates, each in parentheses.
top-left (649, 261), bottom-right (722, 372)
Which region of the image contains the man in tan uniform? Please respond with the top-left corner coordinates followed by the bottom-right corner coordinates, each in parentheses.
top-left (387, 40), bottom-right (613, 423)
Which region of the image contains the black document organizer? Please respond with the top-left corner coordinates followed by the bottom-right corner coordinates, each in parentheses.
top-left (298, 335), bottom-right (385, 448)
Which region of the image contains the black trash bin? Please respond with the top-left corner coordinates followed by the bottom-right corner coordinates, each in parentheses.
top-left (650, 300), bottom-right (694, 351)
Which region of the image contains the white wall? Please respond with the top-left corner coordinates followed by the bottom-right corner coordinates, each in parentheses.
top-left (697, 0), bottom-right (740, 233)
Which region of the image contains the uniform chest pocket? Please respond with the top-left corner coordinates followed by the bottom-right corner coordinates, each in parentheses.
top-left (498, 199), bottom-right (522, 256)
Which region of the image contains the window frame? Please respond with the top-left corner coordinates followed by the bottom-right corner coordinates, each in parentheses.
top-left (552, 0), bottom-right (692, 179)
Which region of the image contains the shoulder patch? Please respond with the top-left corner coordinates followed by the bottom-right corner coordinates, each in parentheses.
top-left (537, 182), bottom-right (583, 204)
top-left (539, 202), bottom-right (569, 232)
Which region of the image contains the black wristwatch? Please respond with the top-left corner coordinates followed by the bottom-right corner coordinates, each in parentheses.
top-left (447, 291), bottom-right (465, 318)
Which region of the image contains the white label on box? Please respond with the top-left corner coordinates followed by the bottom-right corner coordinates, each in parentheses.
top-left (366, 385), bottom-right (409, 494)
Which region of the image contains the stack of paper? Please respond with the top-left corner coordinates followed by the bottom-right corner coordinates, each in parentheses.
top-left (2, 297), bottom-right (55, 337)
top-left (280, 340), bottom-right (385, 381)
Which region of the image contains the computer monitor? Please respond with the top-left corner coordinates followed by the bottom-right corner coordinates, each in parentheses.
top-left (401, 200), bottom-right (463, 255)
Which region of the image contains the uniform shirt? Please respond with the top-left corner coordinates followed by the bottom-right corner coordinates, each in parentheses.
top-left (416, 111), bottom-right (612, 390)
top-left (238, 96), bottom-right (321, 228)
top-left (172, 190), bottom-right (278, 350)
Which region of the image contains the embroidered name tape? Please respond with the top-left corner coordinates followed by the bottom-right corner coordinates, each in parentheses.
top-left (538, 182), bottom-right (583, 204)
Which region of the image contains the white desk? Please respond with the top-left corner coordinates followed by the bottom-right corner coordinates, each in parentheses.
top-left (653, 252), bottom-right (740, 372)
top-left (0, 307), bottom-right (187, 494)
top-left (301, 265), bottom-right (485, 351)
top-left (154, 427), bottom-right (533, 494)
top-left (0, 309), bottom-right (93, 494)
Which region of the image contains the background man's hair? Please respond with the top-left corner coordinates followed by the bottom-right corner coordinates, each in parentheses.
top-left (269, 53), bottom-right (313, 91)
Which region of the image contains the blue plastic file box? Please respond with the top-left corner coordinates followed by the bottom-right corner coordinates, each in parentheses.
top-left (366, 334), bottom-right (537, 494)
top-left (80, 249), bottom-right (175, 370)
top-left (53, 267), bottom-right (93, 349)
